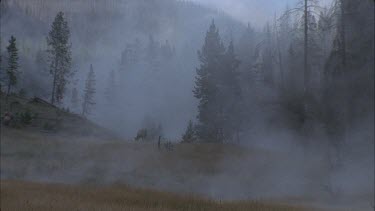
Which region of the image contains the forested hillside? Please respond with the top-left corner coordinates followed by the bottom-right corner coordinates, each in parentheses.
top-left (1, 0), bottom-right (373, 160)
top-left (1, 0), bottom-right (243, 137)
top-left (0, 0), bottom-right (373, 209)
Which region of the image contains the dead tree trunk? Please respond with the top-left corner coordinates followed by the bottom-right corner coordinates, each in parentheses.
top-left (304, 0), bottom-right (309, 95)
top-left (340, 0), bottom-right (347, 70)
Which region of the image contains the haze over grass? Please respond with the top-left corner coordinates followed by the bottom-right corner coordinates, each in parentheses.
top-left (0, 180), bottom-right (313, 211)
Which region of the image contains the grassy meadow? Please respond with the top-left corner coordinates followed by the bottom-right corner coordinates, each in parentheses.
top-left (1, 180), bottom-right (310, 211)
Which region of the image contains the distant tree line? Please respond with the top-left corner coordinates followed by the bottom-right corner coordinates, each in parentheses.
top-left (184, 0), bottom-right (374, 146)
top-left (0, 0), bottom-right (372, 145)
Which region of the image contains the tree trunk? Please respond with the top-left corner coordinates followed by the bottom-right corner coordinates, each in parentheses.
top-left (51, 57), bottom-right (58, 105)
top-left (274, 14), bottom-right (284, 89)
top-left (276, 32), bottom-right (284, 88)
top-left (82, 102), bottom-right (86, 117)
top-left (158, 136), bottom-right (161, 150)
top-left (340, 0), bottom-right (347, 70)
top-left (304, 0), bottom-right (309, 94)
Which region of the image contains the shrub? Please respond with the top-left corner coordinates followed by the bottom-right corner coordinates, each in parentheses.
top-left (43, 122), bottom-right (55, 131)
top-left (18, 89), bottom-right (27, 98)
top-left (182, 120), bottom-right (196, 143)
top-left (17, 110), bottom-right (36, 125)
top-left (135, 128), bottom-right (148, 141)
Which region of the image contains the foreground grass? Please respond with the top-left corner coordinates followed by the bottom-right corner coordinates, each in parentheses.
top-left (1, 180), bottom-right (309, 211)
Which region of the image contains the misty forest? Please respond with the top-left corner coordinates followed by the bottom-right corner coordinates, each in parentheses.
top-left (0, 0), bottom-right (374, 210)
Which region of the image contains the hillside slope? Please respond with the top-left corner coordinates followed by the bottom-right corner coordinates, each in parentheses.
top-left (0, 93), bottom-right (116, 138)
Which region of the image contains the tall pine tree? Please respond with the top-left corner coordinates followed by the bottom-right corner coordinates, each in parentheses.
top-left (82, 65), bottom-right (96, 117)
top-left (237, 23), bottom-right (257, 96)
top-left (193, 21), bottom-right (226, 142)
top-left (47, 11), bottom-right (72, 105)
top-left (220, 40), bottom-right (242, 142)
top-left (6, 36), bottom-right (19, 96)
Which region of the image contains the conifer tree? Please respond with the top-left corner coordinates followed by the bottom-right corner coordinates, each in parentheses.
top-left (47, 11), bottom-right (72, 105)
top-left (82, 65), bottom-right (96, 117)
top-left (238, 23), bottom-right (256, 68)
top-left (194, 23), bottom-right (242, 142)
top-left (193, 20), bottom-right (226, 142)
top-left (182, 120), bottom-right (196, 143)
top-left (220, 40), bottom-right (242, 141)
top-left (6, 36), bottom-right (19, 96)
top-left (237, 23), bottom-right (257, 95)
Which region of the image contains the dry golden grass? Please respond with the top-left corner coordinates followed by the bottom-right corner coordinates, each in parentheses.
top-left (1, 180), bottom-right (310, 211)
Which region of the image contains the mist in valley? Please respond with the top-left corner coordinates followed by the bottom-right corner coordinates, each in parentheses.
top-left (0, 0), bottom-right (374, 210)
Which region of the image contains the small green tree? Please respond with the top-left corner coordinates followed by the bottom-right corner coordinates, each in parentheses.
top-left (6, 36), bottom-right (19, 96)
top-left (182, 120), bottom-right (196, 143)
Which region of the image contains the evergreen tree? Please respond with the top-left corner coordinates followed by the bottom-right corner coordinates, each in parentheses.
top-left (82, 64), bottom-right (96, 117)
top-left (193, 20), bottom-right (226, 142)
top-left (323, 0), bottom-right (374, 136)
top-left (194, 27), bottom-right (241, 142)
top-left (238, 23), bottom-right (256, 68)
top-left (6, 36), bottom-right (19, 96)
top-left (182, 120), bottom-right (196, 143)
top-left (220, 40), bottom-right (242, 141)
top-left (237, 23), bottom-right (257, 93)
top-left (47, 11), bottom-right (72, 105)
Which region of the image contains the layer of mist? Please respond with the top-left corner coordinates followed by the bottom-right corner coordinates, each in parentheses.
top-left (0, 0), bottom-right (373, 210)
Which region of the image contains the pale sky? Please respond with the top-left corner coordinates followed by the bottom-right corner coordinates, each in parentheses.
top-left (190, 0), bottom-right (333, 27)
